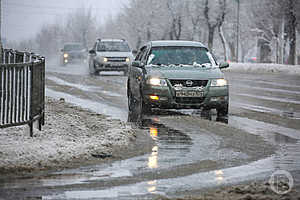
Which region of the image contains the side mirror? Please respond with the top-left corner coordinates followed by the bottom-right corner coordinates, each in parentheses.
top-left (60, 48), bottom-right (64, 52)
top-left (132, 61), bottom-right (144, 68)
top-left (132, 50), bottom-right (138, 55)
top-left (89, 49), bottom-right (96, 54)
top-left (219, 62), bottom-right (229, 69)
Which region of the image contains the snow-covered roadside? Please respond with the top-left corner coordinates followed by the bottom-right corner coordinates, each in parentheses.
top-left (0, 97), bottom-right (138, 174)
top-left (225, 62), bottom-right (300, 75)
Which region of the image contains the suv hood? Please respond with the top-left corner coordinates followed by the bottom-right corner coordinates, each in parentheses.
top-left (96, 51), bottom-right (133, 58)
top-left (146, 66), bottom-right (224, 80)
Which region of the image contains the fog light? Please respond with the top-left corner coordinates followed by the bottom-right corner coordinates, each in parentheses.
top-left (150, 95), bottom-right (159, 100)
top-left (64, 59), bottom-right (68, 63)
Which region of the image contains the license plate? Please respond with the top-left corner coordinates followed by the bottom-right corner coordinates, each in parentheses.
top-left (176, 90), bottom-right (204, 97)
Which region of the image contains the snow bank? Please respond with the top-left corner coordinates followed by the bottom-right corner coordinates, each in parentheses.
top-left (0, 97), bottom-right (137, 173)
top-left (225, 62), bottom-right (300, 75)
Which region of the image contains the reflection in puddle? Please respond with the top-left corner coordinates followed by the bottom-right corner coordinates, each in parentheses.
top-left (148, 146), bottom-right (159, 169)
top-left (147, 180), bottom-right (157, 193)
top-left (150, 127), bottom-right (158, 139)
top-left (215, 170), bottom-right (224, 184)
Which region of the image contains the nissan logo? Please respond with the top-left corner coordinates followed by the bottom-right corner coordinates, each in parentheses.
top-left (186, 80), bottom-right (193, 86)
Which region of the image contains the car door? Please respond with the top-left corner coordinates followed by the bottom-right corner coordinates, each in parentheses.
top-left (130, 46), bottom-right (148, 99)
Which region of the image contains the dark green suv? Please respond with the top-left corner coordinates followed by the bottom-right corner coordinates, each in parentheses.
top-left (127, 40), bottom-right (229, 116)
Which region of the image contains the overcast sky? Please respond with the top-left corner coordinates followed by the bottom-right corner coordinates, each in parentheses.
top-left (2, 0), bottom-right (129, 42)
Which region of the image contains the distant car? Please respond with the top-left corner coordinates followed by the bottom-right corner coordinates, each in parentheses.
top-left (60, 43), bottom-right (86, 66)
top-left (127, 40), bottom-right (229, 116)
top-left (246, 56), bottom-right (257, 63)
top-left (88, 39), bottom-right (134, 75)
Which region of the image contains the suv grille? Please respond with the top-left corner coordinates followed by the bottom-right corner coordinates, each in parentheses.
top-left (175, 97), bottom-right (205, 104)
top-left (107, 57), bottom-right (126, 62)
top-left (169, 79), bottom-right (208, 87)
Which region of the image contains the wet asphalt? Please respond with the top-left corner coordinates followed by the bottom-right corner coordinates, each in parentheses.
top-left (0, 61), bottom-right (300, 199)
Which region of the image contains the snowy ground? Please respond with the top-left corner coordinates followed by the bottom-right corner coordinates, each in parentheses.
top-left (0, 97), bottom-right (138, 174)
top-left (226, 62), bottom-right (300, 75)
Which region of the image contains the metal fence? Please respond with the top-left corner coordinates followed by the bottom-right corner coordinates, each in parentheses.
top-left (0, 49), bottom-right (45, 137)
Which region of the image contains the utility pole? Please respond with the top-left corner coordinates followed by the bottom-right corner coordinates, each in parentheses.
top-left (236, 0), bottom-right (240, 62)
top-left (0, 0), bottom-right (2, 64)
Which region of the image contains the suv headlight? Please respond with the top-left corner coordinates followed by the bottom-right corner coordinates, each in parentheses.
top-left (126, 57), bottom-right (130, 62)
top-left (63, 53), bottom-right (68, 58)
top-left (147, 78), bottom-right (167, 86)
top-left (210, 79), bottom-right (228, 87)
top-left (103, 57), bottom-right (108, 62)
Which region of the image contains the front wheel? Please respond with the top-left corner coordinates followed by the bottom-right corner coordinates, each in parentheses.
top-left (217, 104), bottom-right (228, 117)
top-left (89, 63), bottom-right (98, 76)
top-left (139, 95), bottom-right (151, 115)
top-left (128, 90), bottom-right (135, 112)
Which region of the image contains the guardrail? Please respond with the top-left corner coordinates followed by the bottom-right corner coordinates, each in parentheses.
top-left (0, 49), bottom-right (45, 137)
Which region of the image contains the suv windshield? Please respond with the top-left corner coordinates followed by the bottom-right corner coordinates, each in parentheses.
top-left (97, 41), bottom-right (130, 52)
top-left (148, 46), bottom-right (212, 66)
top-left (64, 44), bottom-right (84, 51)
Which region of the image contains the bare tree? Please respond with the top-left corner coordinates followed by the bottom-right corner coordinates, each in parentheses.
top-left (204, 0), bottom-right (227, 51)
top-left (166, 0), bottom-right (185, 40)
top-left (185, 0), bottom-right (204, 41)
top-left (65, 7), bottom-right (96, 49)
top-left (285, 0), bottom-right (297, 65)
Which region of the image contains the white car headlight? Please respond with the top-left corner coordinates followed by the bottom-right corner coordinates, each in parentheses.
top-left (103, 57), bottom-right (108, 62)
top-left (126, 57), bottom-right (130, 62)
top-left (147, 78), bottom-right (167, 86)
top-left (63, 53), bottom-right (68, 58)
top-left (211, 79), bottom-right (228, 87)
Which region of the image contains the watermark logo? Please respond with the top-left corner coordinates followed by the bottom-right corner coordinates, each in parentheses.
top-left (269, 170), bottom-right (294, 194)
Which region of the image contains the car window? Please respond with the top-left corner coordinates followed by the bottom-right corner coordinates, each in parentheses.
top-left (148, 46), bottom-right (212, 66)
top-left (64, 44), bottom-right (84, 51)
top-left (97, 41), bottom-right (130, 52)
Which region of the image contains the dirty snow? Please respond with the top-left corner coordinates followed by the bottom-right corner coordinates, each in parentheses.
top-left (225, 63), bottom-right (300, 75)
top-left (0, 97), bottom-right (136, 173)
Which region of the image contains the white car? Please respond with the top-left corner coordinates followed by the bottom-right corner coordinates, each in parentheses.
top-left (88, 39), bottom-right (134, 75)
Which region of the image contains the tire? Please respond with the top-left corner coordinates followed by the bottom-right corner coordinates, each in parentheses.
top-left (201, 108), bottom-right (211, 119)
top-left (89, 63), bottom-right (98, 76)
top-left (128, 89), bottom-right (135, 112)
top-left (139, 95), bottom-right (151, 115)
top-left (217, 104), bottom-right (228, 117)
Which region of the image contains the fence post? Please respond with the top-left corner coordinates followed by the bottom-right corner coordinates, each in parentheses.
top-left (8, 52), bottom-right (10, 64)
top-left (13, 51), bottom-right (16, 64)
top-left (29, 62), bottom-right (33, 137)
